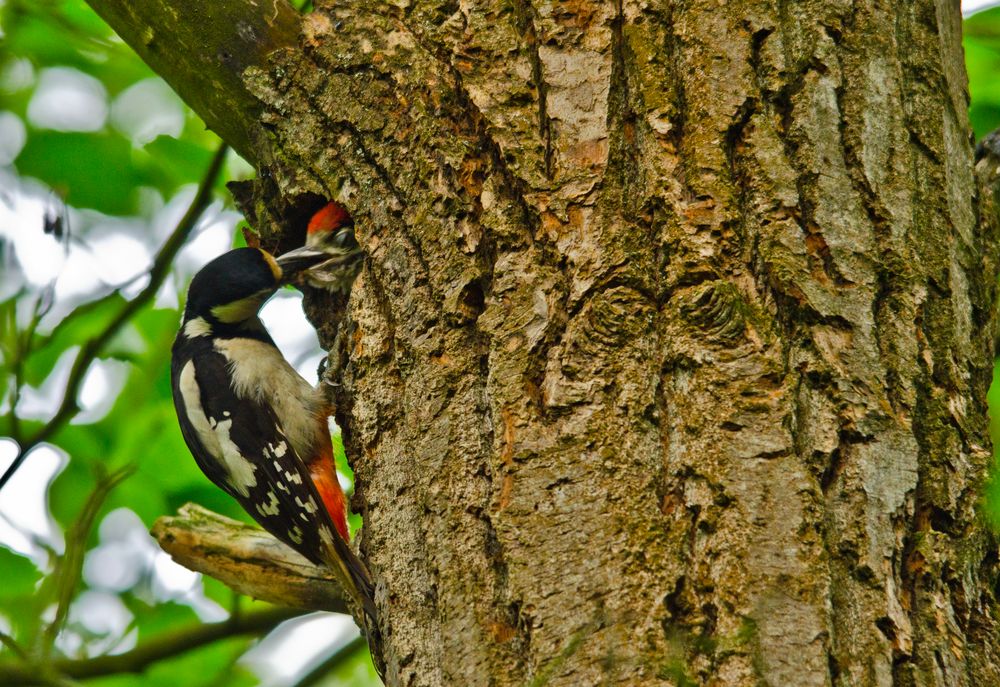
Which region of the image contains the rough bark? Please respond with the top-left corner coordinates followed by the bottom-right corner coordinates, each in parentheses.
top-left (97, 0), bottom-right (1000, 685)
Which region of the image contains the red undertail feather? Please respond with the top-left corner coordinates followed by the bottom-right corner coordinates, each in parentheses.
top-left (309, 443), bottom-right (350, 541)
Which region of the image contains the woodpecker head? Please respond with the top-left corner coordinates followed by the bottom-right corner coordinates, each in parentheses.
top-left (308, 201), bottom-right (355, 248)
top-left (277, 201), bottom-right (364, 292)
top-left (182, 247), bottom-right (326, 330)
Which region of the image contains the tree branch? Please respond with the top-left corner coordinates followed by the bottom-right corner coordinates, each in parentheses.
top-left (41, 465), bottom-right (135, 657)
top-left (0, 630), bottom-right (28, 662)
top-left (292, 635), bottom-right (367, 687)
top-left (0, 606), bottom-right (302, 684)
top-left (7, 287), bottom-right (52, 443)
top-left (151, 503), bottom-right (351, 614)
top-left (83, 0), bottom-right (300, 164)
top-left (0, 143), bottom-right (228, 494)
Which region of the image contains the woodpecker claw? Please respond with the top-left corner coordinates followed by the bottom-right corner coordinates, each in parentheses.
top-left (320, 328), bottom-right (348, 390)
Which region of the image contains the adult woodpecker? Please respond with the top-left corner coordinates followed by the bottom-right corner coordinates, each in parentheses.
top-left (169, 241), bottom-right (380, 671)
top-left (278, 200), bottom-right (363, 292)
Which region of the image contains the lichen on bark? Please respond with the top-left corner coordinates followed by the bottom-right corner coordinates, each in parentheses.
top-left (236, 0), bottom-right (1000, 684)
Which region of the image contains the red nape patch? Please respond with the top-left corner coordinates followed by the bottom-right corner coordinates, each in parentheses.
top-left (311, 465), bottom-right (350, 540)
top-left (307, 201), bottom-right (352, 235)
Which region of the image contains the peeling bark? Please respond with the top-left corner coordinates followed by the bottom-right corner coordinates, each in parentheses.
top-left (152, 503), bottom-right (351, 614)
top-left (97, 0), bottom-right (1000, 684)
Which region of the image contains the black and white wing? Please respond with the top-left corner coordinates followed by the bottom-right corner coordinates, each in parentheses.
top-left (171, 347), bottom-right (372, 603)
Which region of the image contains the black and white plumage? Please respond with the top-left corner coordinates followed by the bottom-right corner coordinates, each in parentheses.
top-left (169, 247), bottom-right (380, 660)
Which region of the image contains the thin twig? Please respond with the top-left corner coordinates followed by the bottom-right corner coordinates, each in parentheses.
top-left (22, 266), bottom-right (153, 365)
top-left (2, 293), bottom-right (19, 435)
top-left (292, 635), bottom-right (367, 687)
top-left (0, 143), bottom-right (228, 493)
top-left (40, 465), bottom-right (135, 656)
top-left (0, 629), bottom-right (28, 662)
top-left (0, 607), bottom-right (302, 685)
top-left (8, 291), bottom-right (50, 443)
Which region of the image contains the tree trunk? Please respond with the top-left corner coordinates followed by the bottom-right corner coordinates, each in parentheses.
top-left (89, 0), bottom-right (1000, 684)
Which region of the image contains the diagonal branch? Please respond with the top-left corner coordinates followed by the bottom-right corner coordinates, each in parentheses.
top-left (0, 143), bottom-right (228, 494)
top-left (0, 606), bottom-right (302, 684)
top-left (83, 0), bottom-right (300, 164)
top-left (41, 465), bottom-right (135, 656)
top-left (151, 503), bottom-right (352, 615)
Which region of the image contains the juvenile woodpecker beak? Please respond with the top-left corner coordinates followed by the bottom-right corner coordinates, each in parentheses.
top-left (275, 247), bottom-right (330, 281)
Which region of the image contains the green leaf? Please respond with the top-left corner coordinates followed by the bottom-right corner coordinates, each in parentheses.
top-left (199, 575), bottom-right (238, 609)
top-left (965, 9), bottom-right (1000, 137)
top-left (16, 131), bottom-right (151, 214)
top-left (48, 455), bottom-right (97, 530)
top-left (103, 470), bottom-right (166, 526)
top-left (1, 1), bottom-right (151, 93)
top-left (0, 547), bottom-right (42, 599)
top-left (313, 642), bottom-right (381, 687)
top-left (0, 546), bottom-right (45, 642)
top-left (142, 136), bottom-right (215, 191)
top-left (119, 597), bottom-right (199, 639)
top-left (22, 294), bottom-right (127, 387)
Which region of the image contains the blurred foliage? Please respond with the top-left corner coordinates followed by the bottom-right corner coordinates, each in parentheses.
top-left (0, 0), bottom-right (377, 685)
top-left (966, 7), bottom-right (1000, 139)
top-left (967, 6), bottom-right (1000, 529)
top-left (0, 0), bottom-right (222, 212)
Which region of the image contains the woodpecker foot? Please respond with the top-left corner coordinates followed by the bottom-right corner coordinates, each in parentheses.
top-left (320, 328), bottom-right (347, 388)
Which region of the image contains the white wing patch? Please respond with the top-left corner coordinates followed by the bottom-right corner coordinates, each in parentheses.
top-left (178, 361), bottom-right (257, 497)
top-left (256, 491), bottom-right (280, 517)
top-left (178, 361), bottom-right (221, 457)
top-left (209, 417), bottom-right (258, 497)
top-left (183, 316), bottom-right (213, 338)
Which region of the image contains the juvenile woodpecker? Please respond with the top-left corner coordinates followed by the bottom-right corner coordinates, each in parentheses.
top-left (277, 201), bottom-right (363, 292)
top-left (169, 244), bottom-right (380, 664)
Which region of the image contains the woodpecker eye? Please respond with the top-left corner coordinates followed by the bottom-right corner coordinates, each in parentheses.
top-left (332, 227), bottom-right (357, 249)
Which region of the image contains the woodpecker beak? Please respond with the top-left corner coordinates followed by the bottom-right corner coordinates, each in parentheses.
top-left (275, 247), bottom-right (330, 281)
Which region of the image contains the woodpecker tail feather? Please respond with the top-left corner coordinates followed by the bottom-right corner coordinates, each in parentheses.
top-left (354, 569), bottom-right (384, 681)
top-left (319, 529), bottom-right (385, 681)
top-left (361, 603), bottom-right (386, 681)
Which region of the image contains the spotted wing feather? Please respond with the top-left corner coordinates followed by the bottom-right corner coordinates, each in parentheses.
top-left (171, 346), bottom-right (374, 608)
